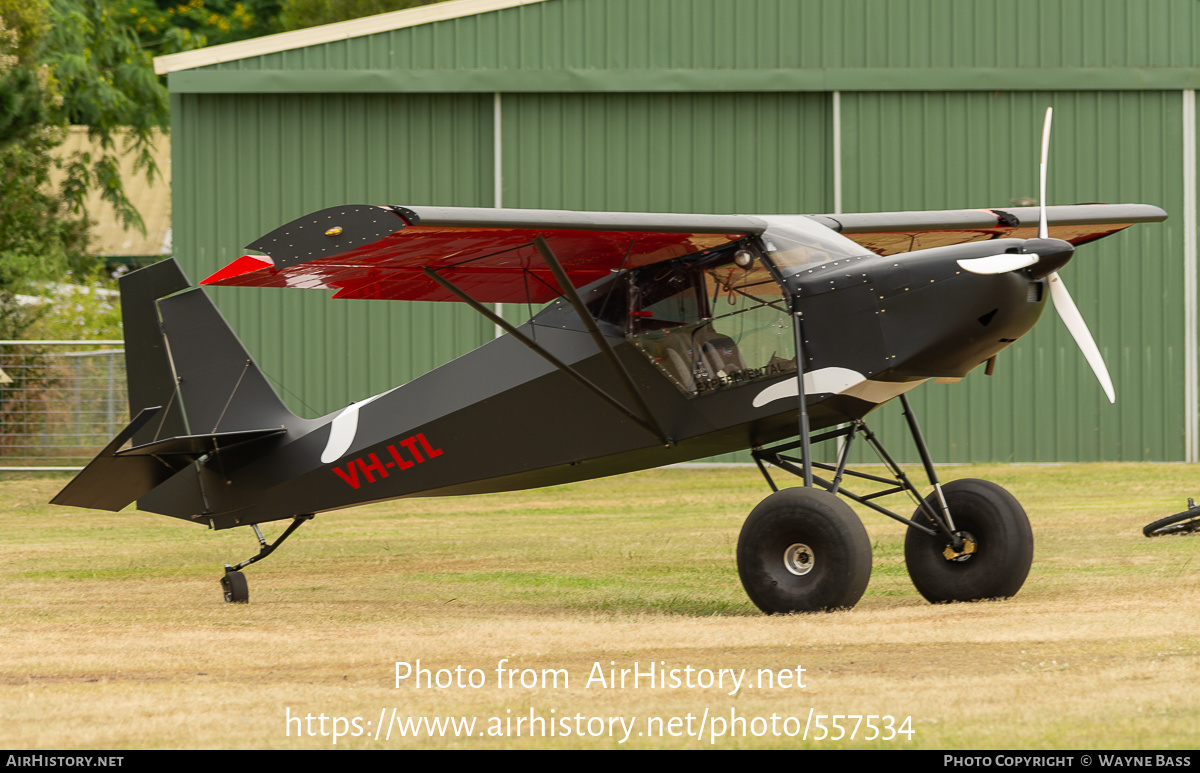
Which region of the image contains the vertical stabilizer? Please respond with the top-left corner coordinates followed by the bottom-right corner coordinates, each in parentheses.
top-left (55, 258), bottom-right (298, 513)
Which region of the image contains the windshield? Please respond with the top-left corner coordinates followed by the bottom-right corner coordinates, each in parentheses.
top-left (759, 216), bottom-right (869, 271)
top-left (626, 244), bottom-right (796, 397)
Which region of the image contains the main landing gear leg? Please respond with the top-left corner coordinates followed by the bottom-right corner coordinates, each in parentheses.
top-left (220, 514), bottom-right (314, 603)
top-left (743, 397), bottom-right (1033, 613)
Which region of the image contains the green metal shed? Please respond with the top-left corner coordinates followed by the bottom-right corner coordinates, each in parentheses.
top-left (154, 0), bottom-right (1199, 463)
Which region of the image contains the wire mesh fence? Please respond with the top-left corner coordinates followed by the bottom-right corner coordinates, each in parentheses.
top-left (0, 340), bottom-right (126, 470)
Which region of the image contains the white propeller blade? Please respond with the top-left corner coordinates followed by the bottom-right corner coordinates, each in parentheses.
top-left (1039, 107), bottom-right (1052, 240)
top-left (1047, 270), bottom-right (1116, 403)
top-left (1037, 106), bottom-right (1114, 402)
top-left (957, 253), bottom-right (1039, 275)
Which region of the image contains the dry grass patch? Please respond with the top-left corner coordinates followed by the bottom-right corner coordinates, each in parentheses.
top-left (2, 465), bottom-right (1199, 748)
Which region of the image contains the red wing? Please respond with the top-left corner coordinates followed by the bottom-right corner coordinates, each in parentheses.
top-left (201, 205), bottom-right (764, 304)
top-left (820, 204), bottom-right (1168, 257)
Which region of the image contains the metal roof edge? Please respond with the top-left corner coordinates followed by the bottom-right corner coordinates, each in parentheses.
top-left (153, 0), bottom-right (554, 75)
top-left (167, 66), bottom-right (1200, 94)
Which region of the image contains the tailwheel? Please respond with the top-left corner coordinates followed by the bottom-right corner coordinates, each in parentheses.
top-left (737, 487), bottom-right (872, 614)
top-left (904, 479), bottom-right (1033, 603)
top-left (217, 515), bottom-right (313, 604)
top-left (221, 569), bottom-right (249, 603)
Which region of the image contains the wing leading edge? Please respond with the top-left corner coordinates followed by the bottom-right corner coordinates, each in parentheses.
top-left (813, 203), bottom-right (1168, 256)
top-left (200, 203), bottom-right (1167, 303)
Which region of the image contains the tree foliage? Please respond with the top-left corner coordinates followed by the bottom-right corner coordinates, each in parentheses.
top-left (0, 0), bottom-right (168, 338)
top-left (121, 0), bottom-right (446, 42)
top-left (112, 0), bottom-right (447, 53)
top-left (278, 0), bottom-right (441, 32)
top-left (123, 0), bottom-right (283, 53)
top-left (44, 0), bottom-right (171, 232)
top-left (25, 269), bottom-right (124, 340)
top-left (0, 6), bottom-right (84, 340)
top-left (2, 0), bottom-right (444, 340)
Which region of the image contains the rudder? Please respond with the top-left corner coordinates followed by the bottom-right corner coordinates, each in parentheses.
top-left (120, 258), bottom-right (190, 447)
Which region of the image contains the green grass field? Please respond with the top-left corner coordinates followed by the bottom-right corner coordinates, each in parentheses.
top-left (2, 464), bottom-right (1198, 749)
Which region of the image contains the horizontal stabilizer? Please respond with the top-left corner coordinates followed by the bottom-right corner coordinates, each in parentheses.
top-left (53, 412), bottom-right (288, 513)
top-left (117, 427), bottom-right (286, 458)
top-left (51, 409), bottom-right (174, 512)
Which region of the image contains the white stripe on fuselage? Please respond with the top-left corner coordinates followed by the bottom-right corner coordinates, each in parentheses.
top-left (319, 392), bottom-right (390, 463)
top-left (752, 368), bottom-right (927, 408)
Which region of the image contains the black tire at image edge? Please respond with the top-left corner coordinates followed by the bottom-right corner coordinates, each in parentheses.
top-left (1143, 508), bottom-right (1200, 537)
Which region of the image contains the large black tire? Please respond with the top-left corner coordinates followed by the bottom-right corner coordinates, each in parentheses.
top-left (1143, 508), bottom-right (1200, 537)
top-left (737, 487), bottom-right (872, 614)
top-left (904, 479), bottom-right (1033, 603)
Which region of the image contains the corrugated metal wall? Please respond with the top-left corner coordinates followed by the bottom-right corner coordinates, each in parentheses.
top-left (841, 91), bottom-right (1187, 462)
top-left (500, 93), bottom-right (830, 214)
top-left (192, 0), bottom-right (1200, 76)
top-left (172, 92), bottom-right (496, 414)
top-left (167, 0), bottom-right (1196, 461)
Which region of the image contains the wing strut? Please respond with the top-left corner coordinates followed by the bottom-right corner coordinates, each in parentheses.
top-left (421, 266), bottom-right (671, 446)
top-left (531, 236), bottom-right (670, 445)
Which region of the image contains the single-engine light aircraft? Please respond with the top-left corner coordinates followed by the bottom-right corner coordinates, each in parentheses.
top-left (54, 111), bottom-right (1166, 612)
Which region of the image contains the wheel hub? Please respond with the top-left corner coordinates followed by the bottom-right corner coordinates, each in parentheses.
top-left (783, 543), bottom-right (815, 576)
top-left (942, 530), bottom-right (978, 562)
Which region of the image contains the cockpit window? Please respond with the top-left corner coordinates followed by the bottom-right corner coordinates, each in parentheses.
top-left (627, 243), bottom-right (796, 397)
top-left (759, 216), bottom-right (868, 271)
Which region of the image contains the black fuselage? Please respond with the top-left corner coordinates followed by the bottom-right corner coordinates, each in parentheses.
top-left (137, 236), bottom-right (1047, 530)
